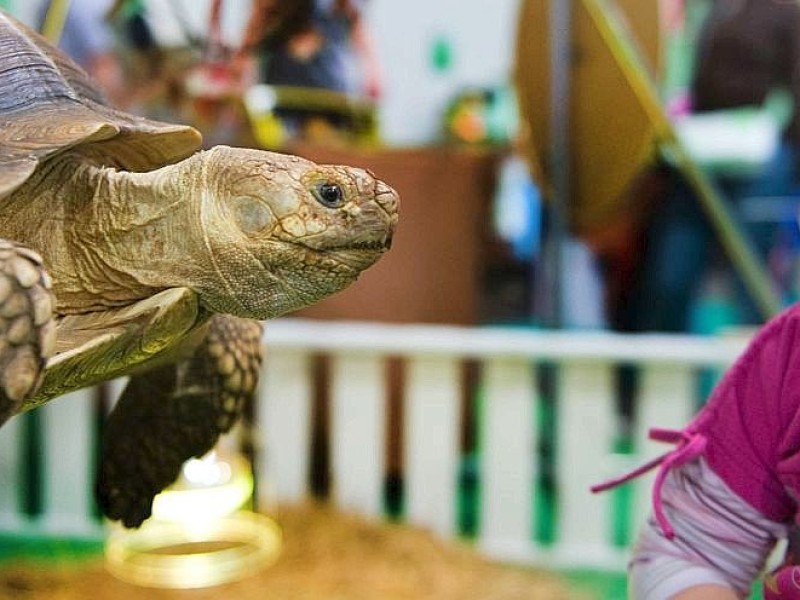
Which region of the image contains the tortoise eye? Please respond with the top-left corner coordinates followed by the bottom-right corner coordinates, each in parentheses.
top-left (314, 182), bottom-right (345, 208)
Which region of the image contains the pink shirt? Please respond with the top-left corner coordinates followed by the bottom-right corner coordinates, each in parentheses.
top-left (601, 304), bottom-right (800, 597)
top-left (687, 303), bottom-right (800, 524)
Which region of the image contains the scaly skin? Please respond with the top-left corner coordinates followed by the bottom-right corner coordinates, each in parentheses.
top-left (0, 145), bottom-right (398, 319)
top-left (0, 242), bottom-right (55, 423)
top-left (0, 145), bottom-right (398, 526)
top-left (97, 315), bottom-right (264, 528)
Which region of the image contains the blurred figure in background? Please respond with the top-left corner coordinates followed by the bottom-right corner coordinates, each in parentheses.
top-left (105, 0), bottom-right (161, 80)
top-left (39, 0), bottom-right (172, 114)
top-left (240, 0), bottom-right (380, 98)
top-left (237, 0), bottom-right (381, 139)
top-left (104, 0), bottom-right (180, 116)
top-left (623, 0), bottom-right (800, 333)
top-left (38, 0), bottom-right (125, 105)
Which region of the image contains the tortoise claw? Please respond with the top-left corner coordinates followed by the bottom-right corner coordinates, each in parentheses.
top-left (0, 241), bottom-right (55, 422)
top-left (97, 476), bottom-right (154, 528)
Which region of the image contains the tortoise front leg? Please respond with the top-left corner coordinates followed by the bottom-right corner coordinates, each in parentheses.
top-left (96, 315), bottom-right (263, 528)
top-left (0, 241), bottom-right (55, 424)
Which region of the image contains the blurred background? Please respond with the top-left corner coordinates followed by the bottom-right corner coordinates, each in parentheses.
top-left (0, 0), bottom-right (795, 598)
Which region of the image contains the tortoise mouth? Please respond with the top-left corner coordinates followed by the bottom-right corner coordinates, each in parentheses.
top-left (306, 231), bottom-right (394, 254)
top-left (339, 235), bottom-right (393, 252)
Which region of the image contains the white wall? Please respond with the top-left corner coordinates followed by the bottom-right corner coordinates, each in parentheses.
top-left (367, 0), bottom-right (521, 145)
top-left (11, 0), bottom-right (522, 146)
top-left (10, 0), bottom-right (253, 47)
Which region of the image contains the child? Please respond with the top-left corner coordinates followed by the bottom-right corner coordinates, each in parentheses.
top-left (594, 303), bottom-right (800, 598)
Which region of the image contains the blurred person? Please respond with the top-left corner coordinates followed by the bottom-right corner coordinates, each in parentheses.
top-left (623, 0), bottom-right (800, 333)
top-left (237, 0), bottom-right (381, 136)
top-left (594, 303), bottom-right (800, 599)
top-left (240, 0), bottom-right (380, 97)
top-left (38, 0), bottom-right (125, 104)
top-left (105, 0), bottom-right (169, 106)
top-left (106, 0), bottom-right (158, 67)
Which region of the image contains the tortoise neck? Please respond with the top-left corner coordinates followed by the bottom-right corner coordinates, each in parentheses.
top-left (11, 151), bottom-right (209, 314)
top-left (90, 156), bottom-right (202, 227)
top-left (71, 152), bottom-right (209, 296)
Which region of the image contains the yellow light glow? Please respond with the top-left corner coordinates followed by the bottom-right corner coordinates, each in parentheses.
top-left (150, 453), bottom-right (253, 525)
top-left (105, 512), bottom-right (282, 589)
top-left (105, 450), bottom-right (282, 589)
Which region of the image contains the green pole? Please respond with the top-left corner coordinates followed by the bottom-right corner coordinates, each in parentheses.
top-left (41, 0), bottom-right (71, 44)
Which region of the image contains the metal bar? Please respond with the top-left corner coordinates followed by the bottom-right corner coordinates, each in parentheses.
top-left (546, 0), bottom-right (573, 328)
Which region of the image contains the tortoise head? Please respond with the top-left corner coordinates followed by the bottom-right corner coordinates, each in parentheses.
top-left (189, 146), bottom-right (399, 319)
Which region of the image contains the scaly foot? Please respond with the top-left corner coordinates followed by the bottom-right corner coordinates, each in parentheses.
top-left (0, 241), bottom-right (55, 423)
top-left (96, 316), bottom-right (263, 527)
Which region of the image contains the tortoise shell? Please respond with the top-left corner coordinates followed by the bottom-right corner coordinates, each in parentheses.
top-left (0, 9), bottom-right (399, 529)
top-left (0, 11), bottom-right (201, 200)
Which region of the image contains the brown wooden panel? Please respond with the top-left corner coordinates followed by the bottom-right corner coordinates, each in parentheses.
top-left (287, 144), bottom-right (499, 325)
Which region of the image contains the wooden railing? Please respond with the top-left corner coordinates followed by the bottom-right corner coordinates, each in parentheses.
top-left (0, 319), bottom-right (750, 571)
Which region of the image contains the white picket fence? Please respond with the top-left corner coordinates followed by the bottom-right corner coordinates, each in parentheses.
top-left (0, 318), bottom-right (751, 571)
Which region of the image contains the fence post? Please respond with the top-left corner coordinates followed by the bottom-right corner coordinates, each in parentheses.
top-left (557, 360), bottom-right (620, 567)
top-left (258, 348), bottom-right (314, 507)
top-left (631, 364), bottom-right (697, 534)
top-left (480, 357), bottom-right (538, 558)
top-left (0, 415), bottom-right (22, 530)
top-left (40, 388), bottom-right (99, 535)
top-left (404, 355), bottom-right (461, 537)
top-left (330, 352), bottom-right (386, 518)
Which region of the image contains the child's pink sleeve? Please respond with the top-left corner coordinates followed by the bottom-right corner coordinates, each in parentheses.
top-left (692, 305), bottom-right (800, 523)
top-left (629, 458), bottom-right (786, 598)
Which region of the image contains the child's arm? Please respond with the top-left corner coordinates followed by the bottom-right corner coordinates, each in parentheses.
top-left (629, 458), bottom-right (786, 599)
top-left (625, 305), bottom-right (800, 599)
top-left (672, 586), bottom-right (739, 599)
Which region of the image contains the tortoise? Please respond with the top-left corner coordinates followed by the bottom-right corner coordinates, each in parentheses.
top-left (0, 11), bottom-right (398, 527)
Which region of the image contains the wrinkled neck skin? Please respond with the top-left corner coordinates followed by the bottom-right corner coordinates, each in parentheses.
top-left (0, 150), bottom-right (288, 317)
top-left (2, 146), bottom-right (393, 320)
top-left (0, 152), bottom-right (201, 313)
